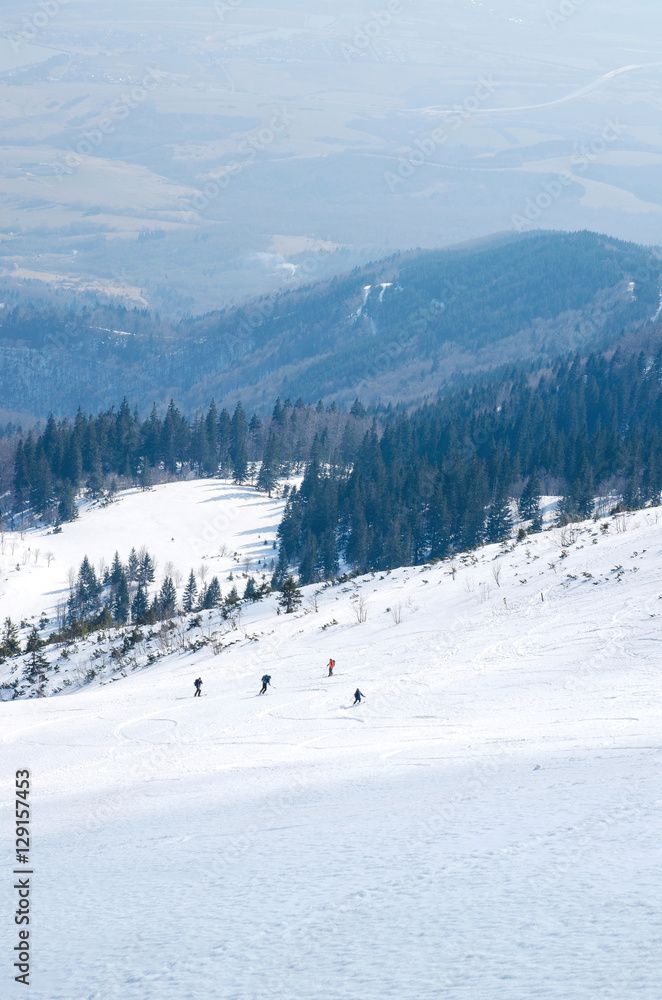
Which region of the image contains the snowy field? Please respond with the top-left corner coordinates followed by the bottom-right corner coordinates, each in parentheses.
top-left (1, 484), bottom-right (662, 999)
top-left (0, 479), bottom-right (285, 626)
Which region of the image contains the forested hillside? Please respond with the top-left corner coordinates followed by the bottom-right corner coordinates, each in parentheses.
top-left (278, 344), bottom-right (662, 579)
top-left (1, 231), bottom-right (659, 418)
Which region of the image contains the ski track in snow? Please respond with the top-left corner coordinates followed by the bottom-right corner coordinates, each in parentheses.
top-left (1, 484), bottom-right (662, 998)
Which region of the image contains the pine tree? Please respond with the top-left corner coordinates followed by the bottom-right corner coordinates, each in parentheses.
top-left (271, 547), bottom-right (289, 590)
top-left (204, 400), bottom-right (219, 475)
top-left (0, 617), bottom-right (21, 661)
top-left (485, 481), bottom-right (514, 544)
top-left (243, 576), bottom-right (258, 601)
top-left (140, 461), bottom-right (152, 491)
top-left (204, 577), bottom-right (222, 608)
top-left (277, 575), bottom-right (302, 614)
top-left (159, 576), bottom-right (177, 619)
top-left (113, 572), bottom-right (130, 624)
top-left (248, 413), bottom-right (262, 454)
top-left (138, 551), bottom-right (156, 585)
top-left (78, 556), bottom-right (101, 617)
top-left (230, 402), bottom-right (248, 483)
top-left (24, 626), bottom-right (48, 680)
top-left (218, 408), bottom-right (232, 474)
top-left (131, 584), bottom-right (148, 624)
top-left (183, 570), bottom-right (198, 612)
top-left (222, 586), bottom-right (240, 619)
top-left (519, 472), bottom-right (542, 523)
top-left (257, 433), bottom-right (279, 496)
top-left (110, 551), bottom-right (125, 588)
top-left (127, 547), bottom-right (139, 583)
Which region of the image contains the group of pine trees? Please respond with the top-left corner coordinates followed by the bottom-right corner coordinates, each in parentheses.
top-left (8, 397), bottom-right (370, 522)
top-left (0, 619), bottom-right (49, 683)
top-left (0, 566), bottom-right (305, 683)
top-left (277, 348), bottom-right (662, 580)
top-left (54, 549), bottom-right (275, 641)
top-left (62, 548), bottom-right (159, 635)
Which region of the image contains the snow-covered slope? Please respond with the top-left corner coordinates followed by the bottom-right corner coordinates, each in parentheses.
top-left (1, 487), bottom-right (661, 999)
top-left (0, 479), bottom-right (285, 626)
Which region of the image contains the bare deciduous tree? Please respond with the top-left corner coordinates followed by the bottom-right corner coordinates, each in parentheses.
top-left (305, 591), bottom-right (320, 613)
top-left (353, 595), bottom-right (369, 623)
top-left (491, 563), bottom-right (502, 588)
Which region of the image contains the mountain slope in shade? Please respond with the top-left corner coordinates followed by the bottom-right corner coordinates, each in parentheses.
top-left (1, 230), bottom-right (660, 417)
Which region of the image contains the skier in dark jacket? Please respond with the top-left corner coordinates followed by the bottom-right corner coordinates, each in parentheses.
top-left (194, 677), bottom-right (203, 697)
top-left (353, 688), bottom-right (364, 705)
top-left (259, 674), bottom-right (271, 695)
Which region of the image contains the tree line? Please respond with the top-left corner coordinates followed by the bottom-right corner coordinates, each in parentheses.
top-left (6, 396), bottom-right (370, 524)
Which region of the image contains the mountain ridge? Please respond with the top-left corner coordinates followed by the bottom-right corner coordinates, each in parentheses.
top-left (0, 229), bottom-right (660, 419)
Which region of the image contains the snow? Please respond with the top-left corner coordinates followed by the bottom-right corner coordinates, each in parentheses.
top-left (0, 479), bottom-right (285, 626)
top-left (1, 486), bottom-right (662, 999)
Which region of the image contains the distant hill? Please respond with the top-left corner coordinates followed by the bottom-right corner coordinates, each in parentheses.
top-left (1, 230), bottom-right (660, 418)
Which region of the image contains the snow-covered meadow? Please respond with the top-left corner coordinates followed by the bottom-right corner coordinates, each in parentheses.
top-left (1, 482), bottom-right (661, 999)
top-left (0, 480), bottom-right (285, 627)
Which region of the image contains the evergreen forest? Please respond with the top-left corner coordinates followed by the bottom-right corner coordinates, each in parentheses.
top-left (5, 338), bottom-right (662, 584)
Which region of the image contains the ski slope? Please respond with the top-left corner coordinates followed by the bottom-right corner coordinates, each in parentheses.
top-left (1, 485), bottom-right (662, 999)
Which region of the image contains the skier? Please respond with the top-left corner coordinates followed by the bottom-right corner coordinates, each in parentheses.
top-left (327, 658), bottom-right (335, 677)
top-left (259, 674), bottom-right (271, 695)
top-left (353, 688), bottom-right (364, 705)
top-left (194, 677), bottom-right (203, 697)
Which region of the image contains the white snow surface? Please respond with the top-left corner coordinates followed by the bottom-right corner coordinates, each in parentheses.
top-left (1, 484), bottom-right (662, 999)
